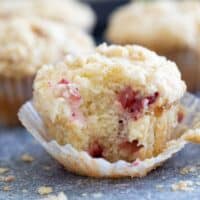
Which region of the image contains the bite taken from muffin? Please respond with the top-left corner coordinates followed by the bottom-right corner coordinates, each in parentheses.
top-left (33, 44), bottom-right (186, 163)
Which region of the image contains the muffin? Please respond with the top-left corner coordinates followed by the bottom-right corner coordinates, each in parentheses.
top-left (0, 0), bottom-right (96, 32)
top-left (0, 17), bottom-right (94, 126)
top-left (33, 44), bottom-right (186, 162)
top-left (106, 1), bottom-right (200, 92)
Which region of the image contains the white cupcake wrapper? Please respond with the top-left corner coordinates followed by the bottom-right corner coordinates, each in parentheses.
top-left (18, 93), bottom-right (200, 178)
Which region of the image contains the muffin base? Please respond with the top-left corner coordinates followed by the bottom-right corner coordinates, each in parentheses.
top-left (0, 76), bottom-right (34, 126)
top-left (18, 93), bottom-right (200, 178)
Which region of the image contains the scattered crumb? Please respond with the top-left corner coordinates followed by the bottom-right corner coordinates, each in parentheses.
top-left (0, 175), bottom-right (15, 182)
top-left (81, 193), bottom-right (88, 196)
top-left (92, 192), bottom-right (103, 198)
top-left (21, 154), bottom-right (35, 163)
top-left (0, 168), bottom-right (9, 174)
top-left (171, 180), bottom-right (194, 192)
top-left (22, 189), bottom-right (28, 193)
top-left (3, 186), bottom-right (11, 191)
top-left (155, 184), bottom-right (164, 191)
top-left (43, 166), bottom-right (51, 171)
top-left (180, 166), bottom-right (197, 175)
top-left (196, 182), bottom-right (200, 186)
top-left (4, 175), bottom-right (15, 182)
top-left (38, 186), bottom-right (53, 195)
top-left (42, 192), bottom-right (68, 200)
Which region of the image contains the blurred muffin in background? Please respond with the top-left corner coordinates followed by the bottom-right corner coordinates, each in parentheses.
top-left (0, 0), bottom-right (96, 32)
top-left (106, 0), bottom-right (200, 92)
top-left (0, 17), bottom-right (94, 126)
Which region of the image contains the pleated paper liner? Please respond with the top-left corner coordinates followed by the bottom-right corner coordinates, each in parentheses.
top-left (18, 93), bottom-right (200, 178)
top-left (0, 76), bottom-right (34, 126)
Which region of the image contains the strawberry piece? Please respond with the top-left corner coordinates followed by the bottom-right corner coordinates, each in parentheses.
top-left (58, 78), bottom-right (69, 85)
top-left (88, 141), bottom-right (103, 158)
top-left (147, 92), bottom-right (159, 105)
top-left (118, 86), bottom-right (139, 109)
top-left (178, 111), bottom-right (184, 123)
top-left (118, 87), bottom-right (159, 120)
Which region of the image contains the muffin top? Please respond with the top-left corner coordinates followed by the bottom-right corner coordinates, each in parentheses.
top-left (34, 44), bottom-right (186, 122)
top-left (0, 0), bottom-right (95, 31)
top-left (0, 17), bottom-right (94, 78)
top-left (106, 1), bottom-right (200, 53)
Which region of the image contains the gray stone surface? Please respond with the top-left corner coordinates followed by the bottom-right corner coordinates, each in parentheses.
top-left (1, 128), bottom-right (200, 200)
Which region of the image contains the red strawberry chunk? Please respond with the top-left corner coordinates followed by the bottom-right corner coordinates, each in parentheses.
top-left (88, 141), bottom-right (103, 158)
top-left (147, 92), bottom-right (159, 105)
top-left (118, 87), bottom-right (159, 120)
top-left (178, 111), bottom-right (184, 123)
top-left (58, 78), bottom-right (69, 85)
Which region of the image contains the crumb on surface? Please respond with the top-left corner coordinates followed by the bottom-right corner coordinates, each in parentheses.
top-left (21, 153), bottom-right (35, 163)
top-left (0, 175), bottom-right (15, 182)
top-left (0, 168), bottom-right (9, 174)
top-left (155, 184), bottom-right (164, 191)
top-left (38, 186), bottom-right (53, 195)
top-left (180, 166), bottom-right (197, 175)
top-left (171, 180), bottom-right (194, 192)
top-left (91, 192), bottom-right (103, 198)
top-left (4, 175), bottom-right (15, 182)
top-left (22, 189), bottom-right (28, 193)
top-left (41, 192), bottom-right (68, 200)
top-left (43, 166), bottom-right (51, 171)
top-left (196, 182), bottom-right (200, 186)
top-left (3, 186), bottom-right (11, 191)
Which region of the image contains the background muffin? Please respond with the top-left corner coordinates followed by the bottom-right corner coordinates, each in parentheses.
top-left (0, 17), bottom-right (94, 126)
top-left (106, 1), bottom-right (200, 92)
top-left (0, 0), bottom-right (96, 32)
top-left (33, 44), bottom-right (186, 162)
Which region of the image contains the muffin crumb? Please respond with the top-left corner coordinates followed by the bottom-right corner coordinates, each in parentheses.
top-left (155, 184), bottom-right (164, 191)
top-left (92, 192), bottom-right (103, 198)
top-left (3, 186), bottom-right (11, 191)
top-left (38, 186), bottom-right (53, 195)
top-left (4, 175), bottom-right (15, 182)
top-left (42, 192), bottom-right (68, 200)
top-left (21, 153), bottom-right (35, 163)
top-left (0, 167), bottom-right (9, 174)
top-left (180, 165), bottom-right (198, 175)
top-left (171, 180), bottom-right (194, 191)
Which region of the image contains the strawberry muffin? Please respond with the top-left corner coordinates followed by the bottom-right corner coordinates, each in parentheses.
top-left (106, 1), bottom-right (200, 92)
top-left (0, 0), bottom-right (95, 32)
top-left (33, 44), bottom-right (186, 162)
top-left (0, 17), bottom-right (94, 126)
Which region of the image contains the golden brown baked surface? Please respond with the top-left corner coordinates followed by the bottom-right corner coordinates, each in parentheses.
top-left (33, 44), bottom-right (186, 162)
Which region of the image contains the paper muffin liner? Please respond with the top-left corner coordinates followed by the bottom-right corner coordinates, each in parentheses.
top-left (0, 76), bottom-right (34, 126)
top-left (18, 93), bottom-right (200, 178)
top-left (166, 50), bottom-right (200, 92)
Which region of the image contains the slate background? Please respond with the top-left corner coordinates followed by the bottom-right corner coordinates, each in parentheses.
top-left (1, 1), bottom-right (200, 199)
